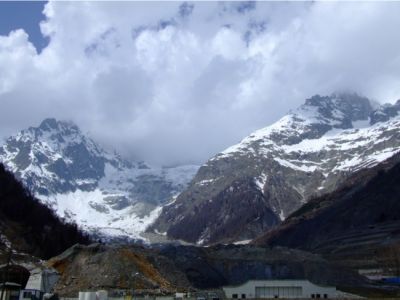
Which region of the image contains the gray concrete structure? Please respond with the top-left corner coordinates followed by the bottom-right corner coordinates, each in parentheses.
top-left (223, 280), bottom-right (337, 299)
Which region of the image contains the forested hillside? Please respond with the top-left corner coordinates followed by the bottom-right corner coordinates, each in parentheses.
top-left (0, 163), bottom-right (90, 259)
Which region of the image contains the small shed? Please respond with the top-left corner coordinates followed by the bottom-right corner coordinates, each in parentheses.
top-left (0, 265), bottom-right (30, 290)
top-left (0, 282), bottom-right (22, 300)
top-left (0, 264), bottom-right (30, 300)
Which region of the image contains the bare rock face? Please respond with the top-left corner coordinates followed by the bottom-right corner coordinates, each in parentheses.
top-left (370, 100), bottom-right (400, 124)
top-left (151, 93), bottom-right (400, 245)
top-left (165, 178), bottom-right (280, 244)
top-left (47, 244), bottom-right (192, 296)
top-left (254, 153), bottom-right (400, 264)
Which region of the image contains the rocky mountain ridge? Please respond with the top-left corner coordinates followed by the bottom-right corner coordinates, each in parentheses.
top-left (253, 152), bottom-right (400, 278)
top-left (151, 93), bottom-right (400, 245)
top-left (0, 118), bottom-right (198, 241)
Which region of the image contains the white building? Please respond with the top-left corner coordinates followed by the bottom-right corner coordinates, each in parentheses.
top-left (223, 280), bottom-right (338, 299)
top-left (19, 268), bottom-right (60, 300)
top-left (78, 290), bottom-right (108, 300)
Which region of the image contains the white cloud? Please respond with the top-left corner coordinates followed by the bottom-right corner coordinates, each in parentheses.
top-left (1, 1), bottom-right (400, 165)
top-left (0, 29), bottom-right (37, 93)
top-left (212, 27), bottom-right (246, 60)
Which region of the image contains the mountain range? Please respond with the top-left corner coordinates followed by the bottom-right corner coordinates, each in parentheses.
top-left (1, 92), bottom-right (400, 245)
top-left (0, 118), bottom-right (198, 240)
top-left (150, 93), bottom-right (400, 245)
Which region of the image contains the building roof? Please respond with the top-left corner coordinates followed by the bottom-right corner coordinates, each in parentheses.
top-left (0, 282), bottom-right (22, 289)
top-left (222, 279), bottom-right (334, 288)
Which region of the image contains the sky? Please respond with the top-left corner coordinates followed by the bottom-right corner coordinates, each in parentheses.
top-left (1, 1), bottom-right (400, 166)
top-left (0, 1), bottom-right (48, 52)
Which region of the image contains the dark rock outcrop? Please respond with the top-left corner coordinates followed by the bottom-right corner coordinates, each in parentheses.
top-left (253, 153), bottom-right (400, 273)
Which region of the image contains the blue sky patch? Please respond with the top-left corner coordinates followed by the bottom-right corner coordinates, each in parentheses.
top-left (0, 1), bottom-right (49, 53)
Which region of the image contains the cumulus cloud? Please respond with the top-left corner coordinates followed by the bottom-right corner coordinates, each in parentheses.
top-left (1, 1), bottom-right (400, 165)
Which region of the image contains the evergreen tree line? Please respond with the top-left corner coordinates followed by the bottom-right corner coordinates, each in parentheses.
top-left (0, 163), bottom-right (90, 259)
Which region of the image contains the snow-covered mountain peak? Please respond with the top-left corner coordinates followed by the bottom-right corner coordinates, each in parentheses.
top-left (0, 118), bottom-right (199, 241)
top-left (370, 99), bottom-right (400, 125)
top-left (36, 118), bottom-right (87, 146)
top-left (39, 117), bottom-right (78, 132)
top-left (218, 93), bottom-right (378, 157)
top-left (13, 118), bottom-right (103, 157)
top-left (18, 118), bottom-right (79, 140)
top-left (152, 93), bottom-right (400, 245)
top-left (298, 93), bottom-right (372, 127)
